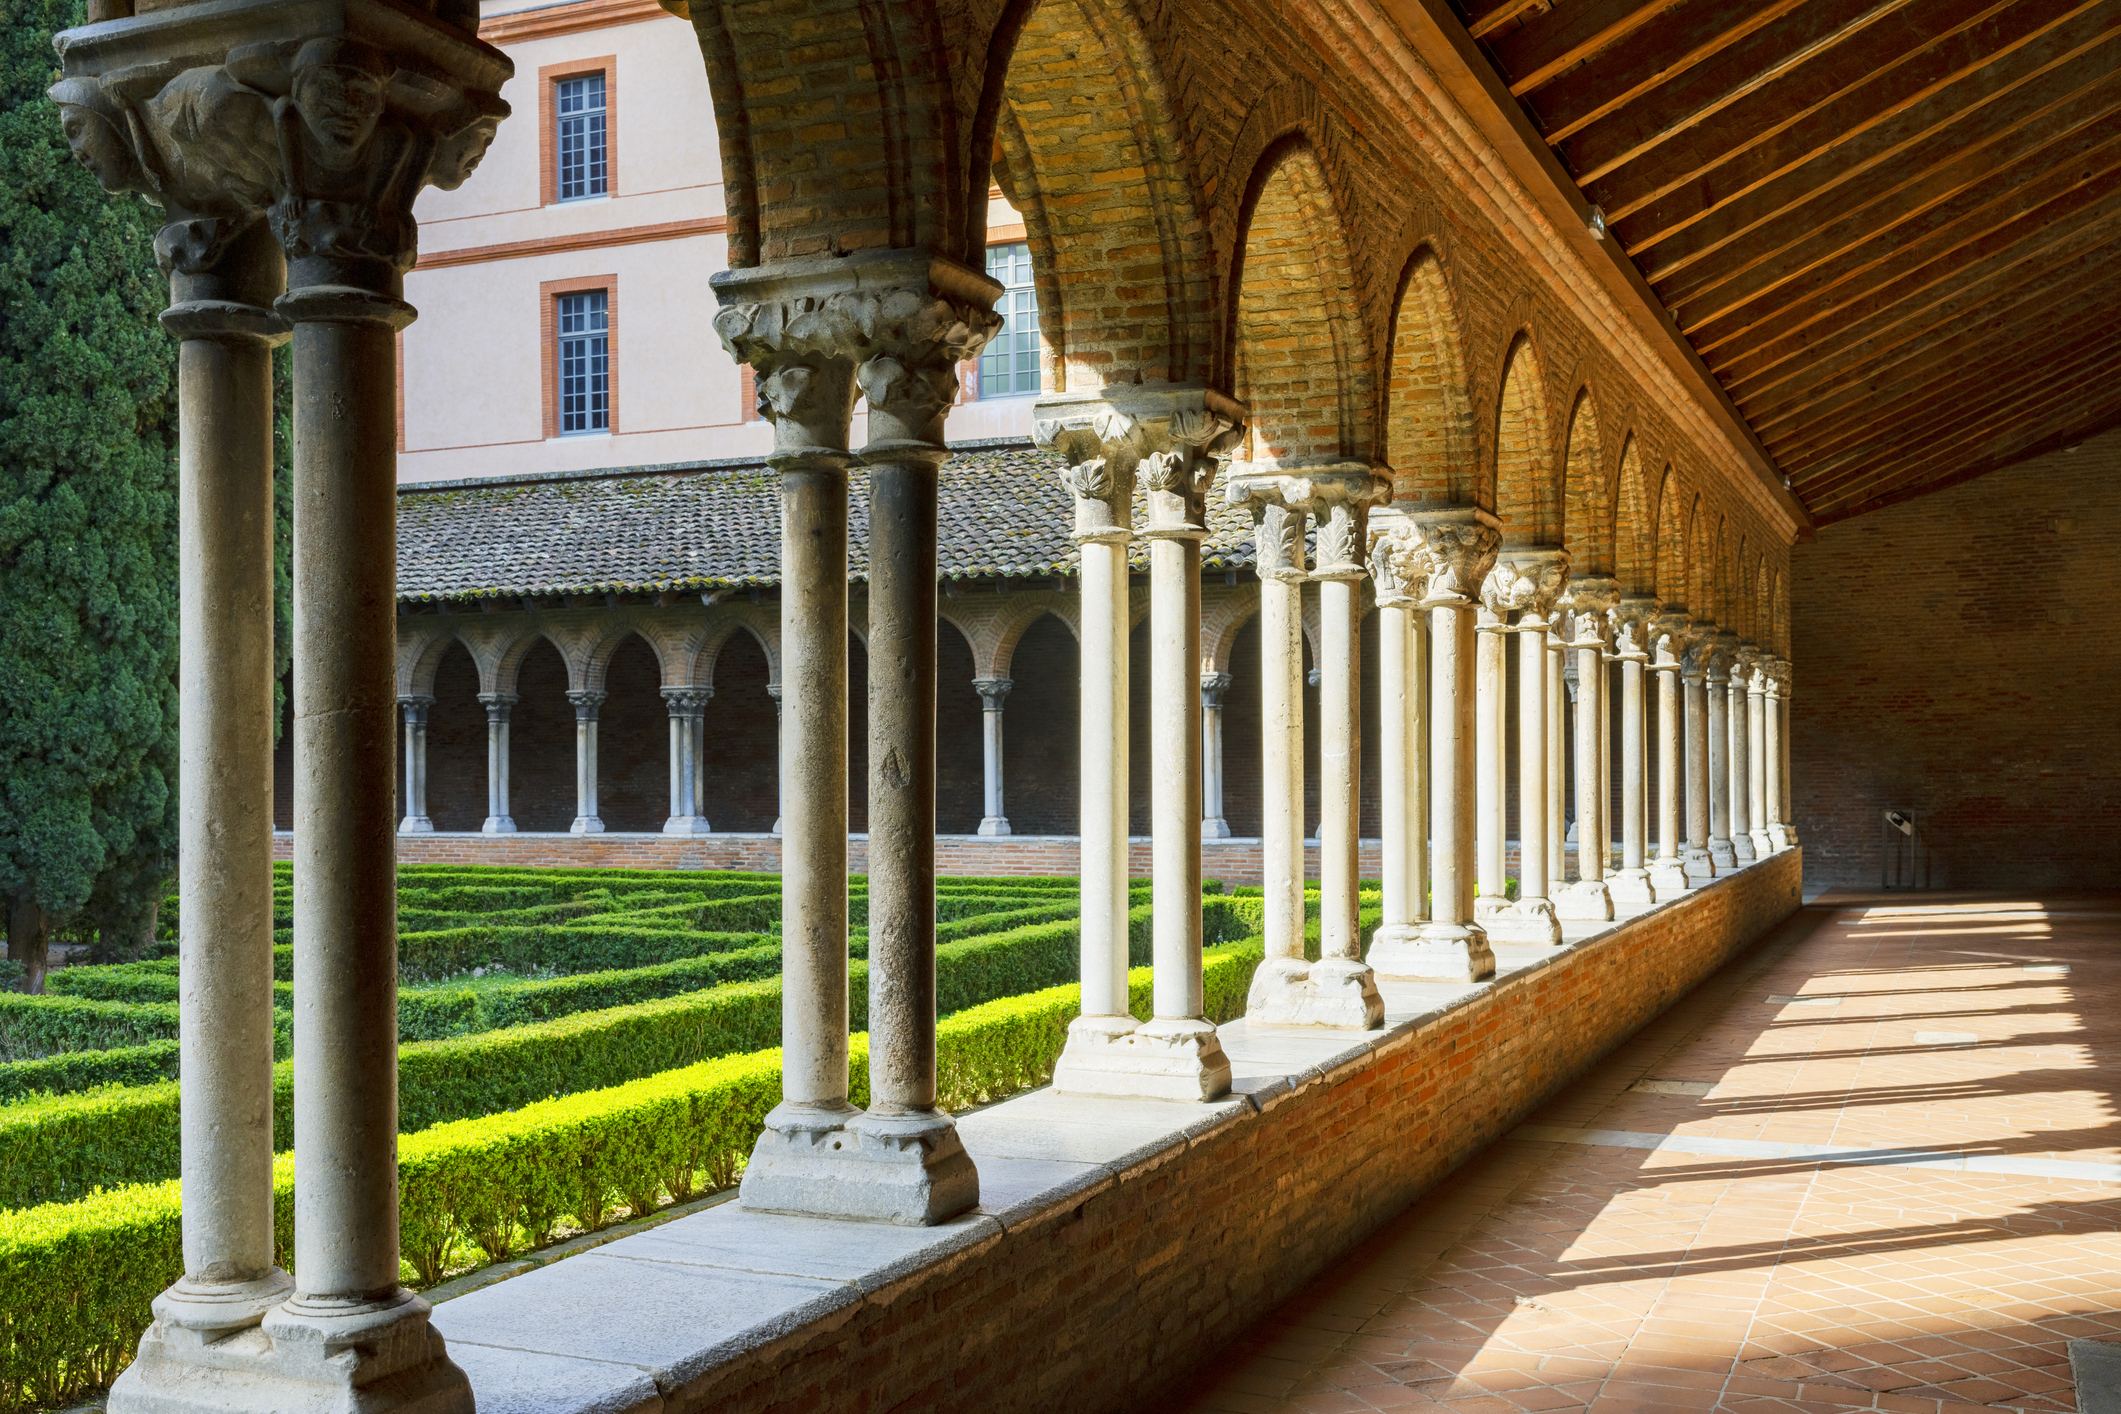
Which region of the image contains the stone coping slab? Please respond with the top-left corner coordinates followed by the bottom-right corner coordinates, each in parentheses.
top-left (430, 858), bottom-right (1786, 1414)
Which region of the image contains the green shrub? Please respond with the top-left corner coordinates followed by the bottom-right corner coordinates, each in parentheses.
top-left (0, 1042), bottom-right (181, 1105)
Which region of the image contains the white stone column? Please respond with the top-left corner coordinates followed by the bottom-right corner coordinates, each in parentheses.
top-left (1706, 632), bottom-right (1738, 870)
top-left (1779, 661), bottom-right (1799, 846)
top-left (1607, 599), bottom-right (1659, 904)
top-left (1481, 551), bottom-right (1568, 945)
top-left (1765, 658), bottom-right (1791, 849)
top-left (767, 681), bottom-right (784, 837)
top-left (1243, 498), bottom-right (1307, 997)
top-left (1474, 604), bottom-right (1509, 927)
top-left (1748, 660), bottom-right (1772, 857)
top-left (1363, 507), bottom-right (1429, 970)
top-left (1043, 387), bottom-right (1240, 1098)
top-left (398, 695), bottom-right (434, 833)
top-left (479, 692), bottom-right (517, 833)
top-left (1546, 623), bottom-right (1566, 897)
top-left (974, 676), bottom-right (1013, 836)
top-left (1680, 634), bottom-right (1717, 884)
top-left (1649, 613), bottom-right (1693, 894)
top-left (718, 248), bottom-right (998, 1223)
top-left (1556, 577), bottom-right (1618, 921)
top-left (1729, 645), bottom-right (1757, 864)
top-left (1200, 672), bottom-right (1233, 840)
top-left (661, 687), bottom-right (712, 834)
top-left (567, 689), bottom-right (605, 834)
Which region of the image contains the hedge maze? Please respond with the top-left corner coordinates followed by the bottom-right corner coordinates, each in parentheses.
top-left (0, 864), bottom-right (1325, 1414)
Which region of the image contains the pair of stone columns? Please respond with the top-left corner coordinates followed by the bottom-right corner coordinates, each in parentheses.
top-left (55, 5), bottom-right (512, 1411)
top-left (662, 686), bottom-right (713, 834)
top-left (974, 676), bottom-right (1012, 835)
top-left (1037, 387), bottom-right (1243, 1098)
top-left (1554, 578), bottom-right (1619, 921)
top-left (1472, 549), bottom-right (1569, 945)
top-left (712, 249), bottom-right (1002, 1222)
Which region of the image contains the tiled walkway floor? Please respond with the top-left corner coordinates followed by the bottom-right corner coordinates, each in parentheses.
top-left (1175, 890), bottom-right (2121, 1414)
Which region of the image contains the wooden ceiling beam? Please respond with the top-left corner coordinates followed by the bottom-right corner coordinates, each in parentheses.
top-left (1603, 1), bottom-right (2121, 243)
top-left (1484, 0), bottom-right (1674, 95)
top-left (1622, 12), bottom-right (2121, 279)
top-left (1525, 0), bottom-right (1809, 143)
top-left (1747, 258), bottom-right (2121, 443)
top-left (1810, 405), bottom-right (2121, 523)
top-left (1666, 85), bottom-right (2121, 325)
top-left (1462, 0), bottom-right (1551, 43)
top-left (1557, 0), bottom-right (1921, 178)
top-left (1717, 201), bottom-right (2121, 399)
top-left (1684, 122), bottom-right (2121, 355)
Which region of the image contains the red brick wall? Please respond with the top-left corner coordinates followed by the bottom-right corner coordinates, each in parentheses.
top-left (660, 851), bottom-right (1805, 1414)
top-left (511, 640), bottom-right (575, 830)
top-left (701, 630), bottom-right (779, 833)
top-left (1791, 433), bottom-right (2121, 888)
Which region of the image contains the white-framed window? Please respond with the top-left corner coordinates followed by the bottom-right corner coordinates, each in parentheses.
top-left (556, 73), bottom-right (608, 201)
top-left (558, 290), bottom-right (609, 434)
top-left (979, 241), bottom-right (1040, 398)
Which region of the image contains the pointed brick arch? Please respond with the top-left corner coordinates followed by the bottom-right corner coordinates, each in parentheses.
top-left (1495, 334), bottom-right (1559, 546)
top-left (1614, 435), bottom-right (1655, 598)
top-left (1562, 388), bottom-right (1611, 574)
top-left (1383, 248), bottom-right (1477, 506)
top-left (1653, 467), bottom-right (1688, 610)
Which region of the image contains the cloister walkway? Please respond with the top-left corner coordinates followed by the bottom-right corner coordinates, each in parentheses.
top-left (1176, 892), bottom-right (2121, 1414)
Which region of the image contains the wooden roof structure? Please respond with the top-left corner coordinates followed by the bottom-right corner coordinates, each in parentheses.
top-left (1445, 0), bottom-right (2121, 523)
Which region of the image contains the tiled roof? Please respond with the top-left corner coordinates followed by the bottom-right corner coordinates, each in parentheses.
top-left (396, 444), bottom-right (1262, 600)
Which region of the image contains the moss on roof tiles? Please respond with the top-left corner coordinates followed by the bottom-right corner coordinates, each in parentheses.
top-left (396, 448), bottom-right (1259, 601)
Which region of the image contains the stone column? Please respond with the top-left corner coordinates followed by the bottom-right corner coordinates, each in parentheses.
top-left (1228, 465), bottom-right (1387, 1027)
top-left (1765, 658), bottom-right (1791, 849)
top-left (1200, 673), bottom-right (1233, 840)
top-left (479, 692), bottom-right (517, 833)
top-left (716, 248), bottom-right (997, 1221)
top-left (767, 682), bottom-right (784, 837)
top-left (1043, 386), bottom-right (1241, 1098)
top-left (660, 687), bottom-right (711, 834)
top-left (1680, 634), bottom-right (1717, 884)
top-left (1239, 496), bottom-right (1307, 1002)
top-left (1778, 661), bottom-right (1799, 846)
top-left (1363, 508), bottom-right (1429, 971)
top-left (973, 677), bottom-right (1013, 835)
top-left (398, 695), bottom-right (434, 834)
top-left (1649, 613), bottom-right (1693, 894)
top-left (1546, 622), bottom-right (1566, 898)
top-left (1556, 578), bottom-right (1618, 920)
top-left (1706, 632), bottom-right (1738, 869)
top-left (1474, 603), bottom-right (1509, 927)
top-left (1729, 646), bottom-right (1757, 864)
top-left (1747, 660), bottom-right (1772, 857)
top-left (59, 18), bottom-right (506, 1410)
top-left (1607, 599), bottom-right (1659, 904)
top-left (1481, 550), bottom-right (1568, 945)
top-left (568, 689), bottom-right (605, 834)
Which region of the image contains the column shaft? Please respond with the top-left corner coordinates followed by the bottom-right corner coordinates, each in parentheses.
top-left (1376, 603), bottom-right (1412, 931)
top-left (1683, 667), bottom-right (1715, 882)
top-left (1729, 669), bottom-right (1754, 863)
top-left (1517, 627), bottom-right (1548, 905)
top-left (1613, 652), bottom-right (1651, 901)
top-left (1652, 663), bottom-right (1687, 891)
top-left (1574, 645), bottom-right (1603, 881)
top-left (1546, 632), bottom-right (1564, 894)
top-left (1749, 676), bottom-right (1771, 855)
top-left (1262, 572), bottom-right (1305, 964)
top-left (1077, 536), bottom-right (1131, 1020)
top-left (1200, 674), bottom-right (1231, 839)
top-left (1149, 534), bottom-right (1203, 1021)
top-left (1708, 664), bottom-right (1734, 868)
top-left (576, 715), bottom-right (599, 828)
top-left (1318, 576), bottom-right (1361, 962)
top-left (1475, 615), bottom-right (1507, 908)
top-left (975, 678), bottom-right (1012, 835)
top-left (398, 698), bottom-right (433, 834)
top-left (1765, 681), bottom-right (1786, 848)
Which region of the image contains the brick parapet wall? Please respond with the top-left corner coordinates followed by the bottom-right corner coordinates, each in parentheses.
top-left (665, 849), bottom-right (1804, 1414)
top-left (1792, 430), bottom-right (2121, 888)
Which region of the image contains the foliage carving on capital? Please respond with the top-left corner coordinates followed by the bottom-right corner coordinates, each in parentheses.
top-left (1409, 513), bottom-right (1501, 608)
top-left (1366, 520), bottom-right (1430, 609)
top-left (1253, 501), bottom-right (1306, 583)
top-left (1559, 574), bottom-right (1620, 649)
top-left (1650, 611), bottom-right (1695, 671)
top-left (1482, 551), bottom-right (1568, 626)
top-left (1608, 597), bottom-right (1660, 660)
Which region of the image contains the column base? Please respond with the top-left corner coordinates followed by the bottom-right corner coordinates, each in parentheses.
top-left (1649, 857), bottom-right (1691, 893)
top-left (480, 816), bottom-right (515, 834)
top-left (1474, 894), bottom-right (1513, 924)
top-left (1553, 879), bottom-right (1614, 922)
top-left (1367, 922), bottom-right (1496, 981)
top-left (111, 1287), bottom-right (470, 1414)
top-left (1733, 833), bottom-right (1758, 865)
top-left (1750, 828), bottom-right (1773, 856)
top-left (1244, 956), bottom-right (1383, 1029)
top-left (738, 1101), bottom-right (978, 1226)
top-left (1052, 1013), bottom-right (1231, 1101)
top-left (1684, 846), bottom-right (1718, 884)
top-left (1709, 836), bottom-right (1738, 869)
top-left (1483, 897), bottom-right (1562, 945)
top-left (976, 816), bottom-right (1012, 836)
top-left (1768, 823), bottom-right (1791, 849)
top-left (398, 816), bottom-right (433, 835)
top-left (1202, 816), bottom-right (1232, 840)
top-left (662, 815), bottom-right (713, 835)
top-left (569, 816), bottom-right (604, 834)
top-left (1609, 868), bottom-right (1656, 904)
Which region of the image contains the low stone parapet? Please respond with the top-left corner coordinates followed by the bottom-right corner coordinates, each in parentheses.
top-left (428, 849), bottom-right (1803, 1414)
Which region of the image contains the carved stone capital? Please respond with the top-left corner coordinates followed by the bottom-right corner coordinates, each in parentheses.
top-left (714, 250), bottom-right (1002, 472)
top-left (477, 691), bottom-right (517, 723)
top-left (1650, 611), bottom-right (1695, 672)
top-left (1559, 573), bottom-right (1619, 650)
top-left (1250, 501), bottom-right (1307, 582)
top-left (1364, 507), bottom-right (1431, 609)
top-left (972, 677), bottom-right (1013, 709)
top-left (1482, 547), bottom-right (1569, 628)
top-left (1406, 506), bottom-right (1502, 610)
top-left (397, 694), bottom-right (433, 725)
top-left (1033, 384), bottom-right (1245, 541)
top-left (1199, 672), bottom-right (1233, 709)
top-left (1225, 460), bottom-right (1388, 582)
top-left (1608, 596), bottom-right (1661, 661)
top-left (660, 686), bottom-right (712, 717)
top-left (567, 689), bottom-right (607, 721)
top-left (1705, 629), bottom-right (1741, 684)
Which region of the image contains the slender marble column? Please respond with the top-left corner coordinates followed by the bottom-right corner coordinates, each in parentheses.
top-left (1556, 577), bottom-right (1618, 921)
top-left (1248, 502), bottom-right (1307, 993)
top-left (1765, 658), bottom-right (1791, 849)
top-left (1363, 507), bottom-right (1427, 970)
top-left (660, 688), bottom-right (711, 834)
top-left (1393, 508), bottom-right (1500, 979)
top-left (1607, 599), bottom-right (1659, 904)
top-left (719, 248), bottom-right (997, 1221)
top-left (1310, 482), bottom-right (1386, 1024)
top-left (1546, 623), bottom-right (1566, 897)
top-left (1649, 613), bottom-right (1693, 894)
top-left (1706, 632), bottom-right (1738, 869)
top-left (479, 692), bottom-right (517, 833)
top-left (767, 682), bottom-right (784, 837)
top-left (1200, 672), bottom-right (1233, 840)
top-left (1482, 550), bottom-right (1568, 945)
top-left (1680, 636), bottom-right (1716, 884)
top-left (1474, 605), bottom-right (1509, 927)
top-left (398, 695), bottom-right (434, 834)
top-left (1043, 386), bottom-right (1240, 1097)
top-left (1747, 661), bottom-right (1772, 857)
top-left (1729, 646), bottom-right (1757, 864)
top-left (568, 689), bottom-right (605, 833)
top-left (1779, 662), bottom-right (1799, 846)
top-left (973, 677), bottom-right (1013, 836)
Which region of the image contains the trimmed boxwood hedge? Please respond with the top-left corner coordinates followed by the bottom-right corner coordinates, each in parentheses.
top-left (0, 937), bottom-right (1266, 1414)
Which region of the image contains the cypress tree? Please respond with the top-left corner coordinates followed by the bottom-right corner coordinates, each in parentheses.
top-left (0, 0), bottom-right (179, 989)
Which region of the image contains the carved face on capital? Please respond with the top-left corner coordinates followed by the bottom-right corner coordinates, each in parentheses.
top-left (58, 102), bottom-right (145, 195)
top-left (292, 63), bottom-right (386, 163)
top-left (431, 114), bottom-right (501, 191)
